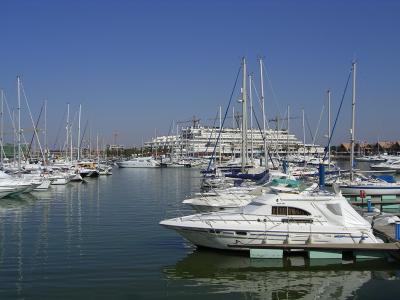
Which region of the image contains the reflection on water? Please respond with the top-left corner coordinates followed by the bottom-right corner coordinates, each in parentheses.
top-left (0, 168), bottom-right (399, 299)
top-left (0, 180), bottom-right (101, 299)
top-left (164, 249), bottom-right (400, 299)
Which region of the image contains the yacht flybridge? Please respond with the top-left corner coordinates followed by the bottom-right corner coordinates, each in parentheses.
top-left (160, 190), bottom-right (382, 251)
top-left (183, 171), bottom-right (298, 212)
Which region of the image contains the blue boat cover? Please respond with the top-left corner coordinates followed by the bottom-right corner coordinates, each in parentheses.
top-left (371, 175), bottom-right (396, 183)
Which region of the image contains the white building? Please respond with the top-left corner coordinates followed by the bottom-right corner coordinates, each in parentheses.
top-left (145, 126), bottom-right (324, 157)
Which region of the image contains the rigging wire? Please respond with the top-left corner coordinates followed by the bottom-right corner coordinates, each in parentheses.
top-left (206, 65), bottom-right (242, 172)
top-left (251, 105), bottom-right (276, 167)
top-left (27, 101), bottom-right (44, 157)
top-left (305, 113), bottom-right (314, 146)
top-left (52, 107), bottom-right (67, 150)
top-left (203, 110), bottom-right (220, 157)
top-left (20, 80), bottom-right (45, 159)
top-left (312, 102), bottom-right (325, 146)
top-left (323, 67), bottom-right (353, 161)
top-left (261, 59), bottom-right (283, 122)
top-left (250, 79), bottom-right (271, 130)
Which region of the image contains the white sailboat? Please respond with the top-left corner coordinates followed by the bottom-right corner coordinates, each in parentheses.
top-left (333, 62), bottom-right (400, 196)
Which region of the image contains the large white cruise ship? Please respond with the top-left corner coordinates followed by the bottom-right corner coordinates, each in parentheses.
top-left (145, 125), bottom-right (324, 157)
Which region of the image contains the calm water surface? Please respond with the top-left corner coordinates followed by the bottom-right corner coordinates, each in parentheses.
top-left (0, 167), bottom-right (400, 299)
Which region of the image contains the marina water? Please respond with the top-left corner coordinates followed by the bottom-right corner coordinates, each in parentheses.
top-left (1, 167), bottom-right (400, 299)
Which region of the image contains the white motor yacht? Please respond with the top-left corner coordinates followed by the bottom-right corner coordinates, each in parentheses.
top-left (97, 164), bottom-right (113, 175)
top-left (355, 155), bottom-right (386, 163)
top-left (49, 171), bottom-right (72, 185)
top-left (160, 190), bottom-right (381, 251)
top-left (0, 171), bottom-right (38, 195)
top-left (370, 159), bottom-right (400, 173)
top-left (184, 171), bottom-right (298, 212)
top-left (116, 157), bottom-right (159, 168)
top-left (327, 173), bottom-right (400, 196)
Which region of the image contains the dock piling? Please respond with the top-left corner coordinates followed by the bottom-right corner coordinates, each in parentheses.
top-left (396, 222), bottom-right (400, 241)
top-left (367, 198), bottom-right (372, 212)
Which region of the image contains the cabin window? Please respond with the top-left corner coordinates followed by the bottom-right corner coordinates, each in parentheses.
top-left (272, 206), bottom-right (310, 216)
top-left (282, 218), bottom-right (313, 223)
top-left (326, 203), bottom-right (342, 216)
top-left (272, 206), bottom-right (288, 215)
top-left (249, 202), bottom-right (264, 207)
top-left (288, 207), bottom-right (311, 216)
top-left (235, 231), bottom-right (247, 236)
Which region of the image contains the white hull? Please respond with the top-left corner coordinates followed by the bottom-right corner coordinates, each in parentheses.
top-left (117, 157), bottom-right (159, 168)
top-left (0, 187), bottom-right (22, 198)
top-left (117, 162), bottom-right (159, 168)
top-left (51, 177), bottom-right (70, 185)
top-left (23, 183), bottom-right (41, 193)
top-left (34, 179), bottom-right (51, 191)
top-left (70, 174), bottom-right (83, 182)
top-left (164, 223), bottom-right (377, 251)
top-left (339, 185), bottom-right (400, 195)
top-left (162, 192), bottom-right (381, 251)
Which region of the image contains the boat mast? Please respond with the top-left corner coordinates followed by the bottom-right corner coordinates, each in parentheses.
top-left (155, 128), bottom-right (157, 158)
top-left (350, 62), bottom-right (356, 181)
top-left (70, 113), bottom-right (73, 162)
top-left (89, 125), bottom-right (91, 159)
top-left (259, 58), bottom-right (268, 169)
top-left (17, 76), bottom-right (21, 173)
top-left (44, 99), bottom-right (47, 164)
top-left (249, 74), bottom-right (254, 163)
top-left (287, 105), bottom-right (290, 155)
top-left (13, 110), bottom-right (16, 163)
top-left (232, 107), bottom-right (235, 129)
top-left (241, 57), bottom-right (247, 172)
top-left (219, 106), bottom-right (222, 164)
top-left (96, 133), bottom-right (99, 165)
top-left (327, 90), bottom-right (331, 167)
top-left (77, 104), bottom-right (81, 161)
top-left (302, 108), bottom-right (306, 163)
top-left (66, 103), bottom-right (70, 162)
top-left (0, 89), bottom-right (3, 168)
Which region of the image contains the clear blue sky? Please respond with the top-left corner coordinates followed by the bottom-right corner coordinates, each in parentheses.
top-left (1, 0), bottom-right (399, 147)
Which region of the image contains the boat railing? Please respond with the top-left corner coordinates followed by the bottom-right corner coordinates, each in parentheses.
top-left (188, 213), bottom-right (318, 226)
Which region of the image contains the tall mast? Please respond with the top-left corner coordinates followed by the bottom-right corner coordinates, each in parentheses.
top-left (259, 58), bottom-right (268, 169)
top-left (44, 99), bottom-right (47, 164)
top-left (89, 125), bottom-right (91, 159)
top-left (327, 90), bottom-right (331, 167)
top-left (219, 106), bottom-right (222, 164)
top-left (232, 107), bottom-right (235, 129)
top-left (77, 104), bottom-right (81, 161)
top-left (249, 74), bottom-right (254, 163)
top-left (302, 108), bottom-right (306, 162)
top-left (96, 133), bottom-right (99, 165)
top-left (66, 103), bottom-right (70, 161)
top-left (17, 76), bottom-right (21, 173)
top-left (350, 62), bottom-right (356, 181)
top-left (287, 105), bottom-right (290, 155)
top-left (13, 110), bottom-right (16, 163)
top-left (0, 89), bottom-right (3, 167)
top-left (276, 115), bottom-right (279, 154)
top-left (241, 57), bottom-right (247, 172)
top-left (155, 128), bottom-right (157, 158)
